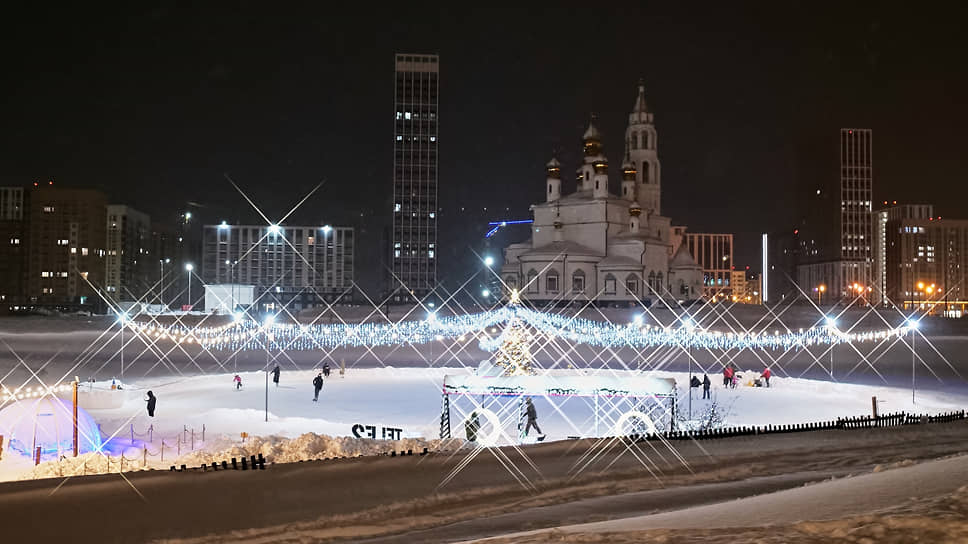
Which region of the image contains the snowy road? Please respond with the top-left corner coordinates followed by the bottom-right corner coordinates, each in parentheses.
top-left (2, 419), bottom-right (967, 543)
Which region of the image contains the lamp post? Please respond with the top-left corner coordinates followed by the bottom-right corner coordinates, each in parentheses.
top-left (185, 263), bottom-right (194, 311)
top-left (907, 318), bottom-right (918, 404)
top-left (818, 284), bottom-right (826, 306)
top-left (683, 317), bottom-right (695, 420)
top-left (119, 313), bottom-right (127, 381)
top-left (159, 258), bottom-right (170, 308)
top-left (264, 315), bottom-right (275, 423)
top-left (825, 316), bottom-right (837, 379)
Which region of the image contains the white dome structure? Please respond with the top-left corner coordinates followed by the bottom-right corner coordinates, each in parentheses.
top-left (0, 397), bottom-right (102, 457)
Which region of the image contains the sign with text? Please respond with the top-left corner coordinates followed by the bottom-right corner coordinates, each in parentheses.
top-left (352, 424), bottom-right (403, 440)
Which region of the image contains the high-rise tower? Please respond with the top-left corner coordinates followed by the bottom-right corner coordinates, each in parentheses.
top-left (626, 81), bottom-right (660, 215)
top-left (840, 128), bottom-right (873, 293)
top-left (391, 53), bottom-right (439, 301)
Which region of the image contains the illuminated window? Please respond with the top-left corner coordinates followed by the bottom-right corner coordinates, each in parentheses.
top-left (404, 112), bottom-right (411, 120)
top-left (81, 248), bottom-right (89, 256)
top-left (43, 206), bottom-right (55, 213)
top-left (56, 239), bottom-right (69, 246)
top-left (9, 238), bottom-right (19, 245)
top-left (394, 203), bottom-right (401, 212)
top-left (70, 247), bottom-right (77, 254)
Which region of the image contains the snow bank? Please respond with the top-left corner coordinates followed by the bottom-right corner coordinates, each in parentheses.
top-left (175, 432), bottom-right (463, 466)
top-left (18, 433), bottom-right (465, 480)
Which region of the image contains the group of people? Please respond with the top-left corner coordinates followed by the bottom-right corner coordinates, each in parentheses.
top-left (692, 364), bottom-right (773, 401)
top-left (230, 362), bottom-right (332, 402)
top-left (145, 364), bottom-right (337, 417)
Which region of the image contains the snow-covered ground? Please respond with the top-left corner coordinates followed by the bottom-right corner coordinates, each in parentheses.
top-left (1, 365), bottom-right (966, 482)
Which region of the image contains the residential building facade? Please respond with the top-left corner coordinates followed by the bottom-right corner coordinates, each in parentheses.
top-left (391, 53), bottom-right (439, 301)
top-left (201, 224), bottom-right (355, 312)
top-left (26, 185), bottom-right (107, 310)
top-left (684, 233), bottom-right (734, 300)
top-left (105, 205), bottom-right (152, 302)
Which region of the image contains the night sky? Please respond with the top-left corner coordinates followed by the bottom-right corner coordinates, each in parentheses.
top-left (3, 3), bottom-right (967, 292)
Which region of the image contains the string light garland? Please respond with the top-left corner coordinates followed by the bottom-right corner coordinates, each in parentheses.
top-left (126, 307), bottom-right (914, 353)
top-left (1, 384), bottom-right (74, 403)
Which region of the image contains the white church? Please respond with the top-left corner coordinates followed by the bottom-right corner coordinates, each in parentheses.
top-left (501, 83), bottom-right (703, 306)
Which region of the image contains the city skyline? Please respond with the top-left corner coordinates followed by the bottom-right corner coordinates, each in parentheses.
top-left (1, 5), bottom-right (967, 287)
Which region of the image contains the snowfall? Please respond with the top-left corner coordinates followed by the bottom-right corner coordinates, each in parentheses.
top-left (2, 363), bottom-right (966, 483)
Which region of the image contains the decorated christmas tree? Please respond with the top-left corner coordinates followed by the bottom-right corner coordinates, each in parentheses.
top-left (494, 291), bottom-right (534, 375)
top-left (493, 317), bottom-right (534, 375)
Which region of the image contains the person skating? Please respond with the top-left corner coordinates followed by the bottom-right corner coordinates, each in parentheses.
top-left (233, 374), bottom-right (242, 390)
top-left (524, 397), bottom-right (544, 440)
top-left (145, 390), bottom-right (156, 417)
top-left (312, 372), bottom-right (324, 401)
top-left (723, 365), bottom-right (733, 387)
top-left (702, 374), bottom-right (711, 399)
top-left (322, 363), bottom-right (331, 378)
top-left (761, 366), bottom-right (772, 388)
top-left (271, 365), bottom-right (280, 387)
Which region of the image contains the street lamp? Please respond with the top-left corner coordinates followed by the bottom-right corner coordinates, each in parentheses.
top-left (264, 314), bottom-right (275, 422)
top-left (483, 256), bottom-right (494, 267)
top-left (117, 312), bottom-right (128, 381)
top-left (825, 316), bottom-right (837, 379)
top-left (159, 258), bottom-right (170, 308)
top-left (907, 318), bottom-right (919, 404)
top-left (818, 284), bottom-right (826, 306)
top-left (185, 263), bottom-right (194, 311)
top-left (683, 317), bottom-right (696, 420)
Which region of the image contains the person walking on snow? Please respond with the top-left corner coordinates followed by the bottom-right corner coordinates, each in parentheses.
top-left (145, 390), bottom-right (157, 417)
top-left (271, 365), bottom-right (280, 386)
top-left (723, 366), bottom-right (733, 387)
top-left (312, 372), bottom-right (324, 401)
top-left (761, 367), bottom-right (772, 388)
top-left (233, 374), bottom-right (242, 390)
top-left (524, 397), bottom-right (544, 439)
top-left (702, 374), bottom-right (711, 399)
top-left (322, 363), bottom-right (331, 378)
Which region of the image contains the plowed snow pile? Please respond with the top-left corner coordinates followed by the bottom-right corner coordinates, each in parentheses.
top-left (20, 433), bottom-right (463, 480)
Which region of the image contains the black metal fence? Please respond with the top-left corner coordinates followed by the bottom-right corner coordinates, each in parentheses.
top-left (634, 410), bottom-right (966, 441)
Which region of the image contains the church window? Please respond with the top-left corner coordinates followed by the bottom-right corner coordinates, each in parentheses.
top-left (572, 270), bottom-right (585, 293)
top-left (548, 184), bottom-right (552, 194)
top-left (527, 269), bottom-right (539, 293)
top-left (642, 161), bottom-right (650, 183)
top-left (546, 271), bottom-right (559, 293)
top-left (657, 272), bottom-right (664, 291)
top-left (626, 276), bottom-right (639, 296)
top-left (595, 180), bottom-right (599, 190)
top-left (505, 275), bottom-right (517, 288)
top-left (648, 271), bottom-right (657, 293)
top-left (604, 274), bottom-right (616, 294)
